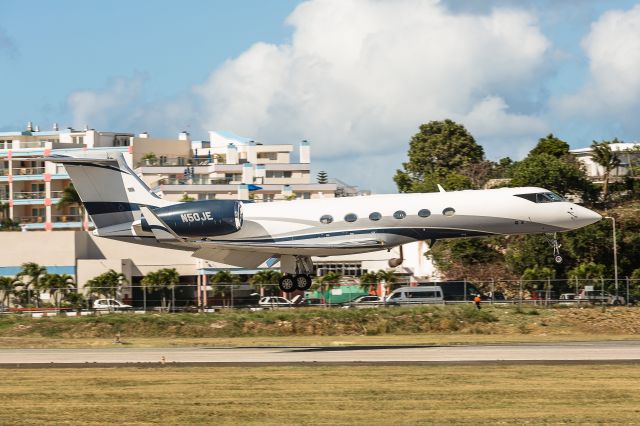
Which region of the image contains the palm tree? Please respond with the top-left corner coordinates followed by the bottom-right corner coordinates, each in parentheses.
top-left (40, 274), bottom-right (75, 308)
top-left (141, 268), bottom-right (180, 311)
top-left (85, 269), bottom-right (128, 300)
top-left (359, 271), bottom-right (379, 294)
top-left (57, 184), bottom-right (86, 229)
top-left (0, 276), bottom-right (16, 308)
top-left (376, 270), bottom-right (397, 293)
top-left (210, 270), bottom-right (240, 306)
top-left (16, 263), bottom-right (47, 307)
top-left (249, 270), bottom-right (282, 296)
top-left (591, 140), bottom-right (621, 206)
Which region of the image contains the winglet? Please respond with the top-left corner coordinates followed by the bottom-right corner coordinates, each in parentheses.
top-left (437, 184), bottom-right (446, 193)
top-left (139, 206), bottom-right (181, 241)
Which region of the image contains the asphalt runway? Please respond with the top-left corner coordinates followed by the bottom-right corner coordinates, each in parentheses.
top-left (1, 341), bottom-right (639, 367)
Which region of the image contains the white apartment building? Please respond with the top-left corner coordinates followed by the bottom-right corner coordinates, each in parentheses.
top-left (570, 142), bottom-right (640, 181)
top-left (1, 124), bottom-right (339, 230)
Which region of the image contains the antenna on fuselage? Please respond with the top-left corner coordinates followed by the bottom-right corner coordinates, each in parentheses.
top-left (437, 184), bottom-right (446, 192)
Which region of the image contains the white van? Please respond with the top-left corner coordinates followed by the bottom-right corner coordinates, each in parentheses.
top-left (385, 286), bottom-right (444, 304)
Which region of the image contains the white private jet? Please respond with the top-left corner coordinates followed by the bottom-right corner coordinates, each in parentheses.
top-left (46, 152), bottom-right (601, 292)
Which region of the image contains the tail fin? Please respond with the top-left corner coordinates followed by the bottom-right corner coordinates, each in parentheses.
top-left (45, 151), bottom-right (174, 229)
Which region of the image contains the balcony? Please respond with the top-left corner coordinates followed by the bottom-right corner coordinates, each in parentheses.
top-left (136, 156), bottom-right (192, 167)
top-left (52, 214), bottom-right (84, 223)
top-left (7, 167), bottom-right (46, 176)
top-left (13, 191), bottom-right (46, 200)
top-left (15, 215), bottom-right (46, 224)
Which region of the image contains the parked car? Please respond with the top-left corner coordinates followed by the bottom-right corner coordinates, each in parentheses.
top-left (385, 286), bottom-right (444, 304)
top-left (344, 295), bottom-right (384, 308)
top-left (258, 296), bottom-right (294, 308)
top-left (577, 290), bottom-right (625, 305)
top-left (93, 299), bottom-right (132, 311)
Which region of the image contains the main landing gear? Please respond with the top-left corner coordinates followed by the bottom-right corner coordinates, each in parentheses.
top-left (545, 233), bottom-right (563, 264)
top-left (278, 255), bottom-right (314, 293)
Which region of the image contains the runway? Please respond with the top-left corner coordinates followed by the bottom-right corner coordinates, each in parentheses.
top-left (1, 341), bottom-right (639, 367)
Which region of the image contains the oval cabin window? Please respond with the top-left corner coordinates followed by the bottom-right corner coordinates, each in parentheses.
top-left (320, 215), bottom-right (333, 224)
top-left (369, 212), bottom-right (382, 221)
top-left (418, 209), bottom-right (431, 218)
top-left (344, 213), bottom-right (358, 222)
top-left (443, 207), bottom-right (456, 217)
top-left (393, 210), bottom-right (406, 219)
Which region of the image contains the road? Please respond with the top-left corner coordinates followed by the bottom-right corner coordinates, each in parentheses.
top-left (1, 341), bottom-right (639, 367)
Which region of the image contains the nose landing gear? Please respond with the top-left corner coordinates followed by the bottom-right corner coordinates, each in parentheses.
top-left (545, 233), bottom-right (563, 264)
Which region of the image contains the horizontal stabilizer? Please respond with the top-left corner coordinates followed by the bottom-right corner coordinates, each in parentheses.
top-left (192, 247), bottom-right (273, 268)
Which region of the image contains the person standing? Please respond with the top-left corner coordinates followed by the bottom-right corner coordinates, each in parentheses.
top-left (473, 294), bottom-right (482, 310)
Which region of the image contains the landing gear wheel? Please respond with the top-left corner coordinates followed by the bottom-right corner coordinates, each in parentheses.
top-left (278, 275), bottom-right (296, 293)
top-left (545, 233), bottom-right (563, 264)
top-left (294, 274), bottom-right (312, 291)
top-left (555, 255), bottom-right (563, 264)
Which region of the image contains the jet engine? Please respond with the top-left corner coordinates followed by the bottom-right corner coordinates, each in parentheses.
top-left (140, 200), bottom-right (243, 238)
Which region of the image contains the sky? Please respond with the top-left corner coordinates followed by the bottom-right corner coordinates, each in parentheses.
top-left (2, 0), bottom-right (640, 193)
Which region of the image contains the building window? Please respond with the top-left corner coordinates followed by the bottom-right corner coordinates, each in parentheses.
top-left (393, 210), bottom-right (406, 219)
top-left (344, 213), bottom-right (358, 222)
top-left (320, 215), bottom-right (333, 224)
top-left (369, 212), bottom-right (381, 221)
top-left (418, 209), bottom-right (431, 218)
top-left (443, 207), bottom-right (456, 216)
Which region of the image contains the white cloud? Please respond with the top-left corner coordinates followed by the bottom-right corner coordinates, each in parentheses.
top-left (195, 0), bottom-right (551, 191)
top-left (64, 0), bottom-right (553, 192)
top-left (552, 4), bottom-right (640, 120)
top-left (67, 75), bottom-right (195, 136)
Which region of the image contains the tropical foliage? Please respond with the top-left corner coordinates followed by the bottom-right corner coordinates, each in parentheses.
top-left (85, 269), bottom-right (128, 299)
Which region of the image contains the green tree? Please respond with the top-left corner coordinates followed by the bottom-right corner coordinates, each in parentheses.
top-left (0, 276), bottom-right (16, 308)
top-left (510, 153), bottom-right (593, 199)
top-left (40, 273), bottom-right (75, 308)
top-left (85, 270), bottom-right (128, 299)
top-left (316, 271), bottom-right (341, 293)
top-left (567, 262), bottom-right (606, 280)
top-left (16, 263), bottom-right (47, 307)
top-left (591, 140), bottom-right (622, 206)
top-left (529, 134), bottom-right (570, 158)
top-left (141, 268), bottom-right (180, 310)
top-left (521, 265), bottom-right (556, 281)
top-left (359, 271), bottom-right (379, 293)
top-left (394, 119), bottom-right (485, 193)
top-left (210, 270), bottom-right (240, 304)
top-left (179, 193), bottom-right (195, 202)
top-left (57, 184), bottom-right (85, 223)
top-left (63, 291), bottom-right (87, 313)
top-left (249, 270), bottom-right (282, 296)
top-left (317, 171), bottom-right (328, 184)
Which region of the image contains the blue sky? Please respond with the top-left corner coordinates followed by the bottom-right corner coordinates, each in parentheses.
top-left (2, 0), bottom-right (640, 192)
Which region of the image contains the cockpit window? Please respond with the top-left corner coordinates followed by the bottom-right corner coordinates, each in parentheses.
top-left (515, 192), bottom-right (565, 203)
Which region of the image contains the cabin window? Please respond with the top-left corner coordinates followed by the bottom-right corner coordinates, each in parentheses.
top-left (443, 207), bottom-right (455, 216)
top-left (369, 212), bottom-right (381, 221)
top-left (515, 192), bottom-right (565, 203)
top-left (344, 213), bottom-right (358, 222)
top-left (320, 215), bottom-right (333, 224)
top-left (418, 209), bottom-right (431, 218)
top-left (393, 210), bottom-right (406, 219)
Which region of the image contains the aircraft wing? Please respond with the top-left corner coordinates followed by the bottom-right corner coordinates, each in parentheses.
top-left (192, 247), bottom-right (274, 268)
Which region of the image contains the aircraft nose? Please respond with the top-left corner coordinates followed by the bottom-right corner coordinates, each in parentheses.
top-left (573, 206), bottom-right (602, 228)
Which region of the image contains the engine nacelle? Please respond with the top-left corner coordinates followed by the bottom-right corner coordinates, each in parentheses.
top-left (141, 200), bottom-right (243, 238)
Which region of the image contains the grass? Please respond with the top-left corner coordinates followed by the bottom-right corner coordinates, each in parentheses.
top-left (1, 305), bottom-right (640, 349)
top-left (1, 365), bottom-right (639, 424)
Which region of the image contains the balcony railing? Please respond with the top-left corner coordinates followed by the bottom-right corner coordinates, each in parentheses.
top-left (51, 191), bottom-right (63, 198)
top-left (12, 191), bottom-right (46, 200)
top-left (51, 214), bottom-right (84, 223)
top-left (0, 192), bottom-right (8, 200)
top-left (137, 157), bottom-right (192, 167)
top-left (9, 167), bottom-right (46, 176)
top-left (16, 216), bottom-right (45, 223)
